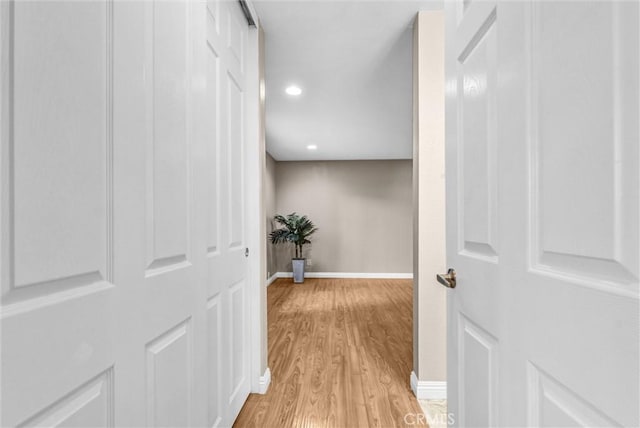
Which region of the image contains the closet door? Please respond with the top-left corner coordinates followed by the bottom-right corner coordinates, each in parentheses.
top-left (1, 1), bottom-right (255, 426)
top-left (1, 2), bottom-right (120, 426)
top-left (201, 0), bottom-right (252, 425)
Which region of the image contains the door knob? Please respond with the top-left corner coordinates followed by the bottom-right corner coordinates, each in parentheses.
top-left (437, 268), bottom-right (456, 288)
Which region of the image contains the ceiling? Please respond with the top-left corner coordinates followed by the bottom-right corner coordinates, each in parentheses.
top-left (252, 0), bottom-right (443, 161)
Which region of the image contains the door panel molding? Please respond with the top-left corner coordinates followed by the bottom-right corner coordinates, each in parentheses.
top-left (18, 368), bottom-right (115, 428)
top-left (456, 6), bottom-right (499, 263)
top-left (143, 0), bottom-right (192, 277)
top-left (527, 1), bottom-right (639, 298)
top-left (527, 362), bottom-right (622, 427)
top-left (458, 313), bottom-right (498, 428)
top-left (145, 318), bottom-right (193, 428)
top-left (3, 0), bottom-right (115, 298)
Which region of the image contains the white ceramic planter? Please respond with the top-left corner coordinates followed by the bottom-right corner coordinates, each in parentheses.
top-left (292, 258), bottom-right (305, 283)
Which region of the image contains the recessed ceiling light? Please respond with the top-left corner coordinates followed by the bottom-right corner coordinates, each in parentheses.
top-left (306, 144), bottom-right (317, 150)
top-left (285, 85), bottom-right (302, 96)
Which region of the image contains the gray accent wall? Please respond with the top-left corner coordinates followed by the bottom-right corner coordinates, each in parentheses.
top-left (268, 159), bottom-right (413, 274)
top-left (265, 152), bottom-right (278, 279)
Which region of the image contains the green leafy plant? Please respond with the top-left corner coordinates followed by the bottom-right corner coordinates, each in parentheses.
top-left (269, 212), bottom-right (318, 259)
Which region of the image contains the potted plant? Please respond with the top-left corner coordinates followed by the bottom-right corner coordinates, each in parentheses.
top-left (269, 212), bottom-right (318, 283)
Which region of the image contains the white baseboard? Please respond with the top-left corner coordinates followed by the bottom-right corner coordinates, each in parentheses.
top-left (266, 273), bottom-right (278, 287)
top-left (275, 271), bottom-right (413, 279)
top-left (411, 371), bottom-right (447, 400)
top-left (258, 367), bottom-right (271, 394)
top-left (277, 272), bottom-right (293, 278)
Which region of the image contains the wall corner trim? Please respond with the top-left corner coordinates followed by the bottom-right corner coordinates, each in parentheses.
top-left (275, 272), bottom-right (413, 279)
top-left (266, 273), bottom-right (278, 287)
top-left (410, 371), bottom-right (447, 400)
top-left (258, 367), bottom-right (271, 394)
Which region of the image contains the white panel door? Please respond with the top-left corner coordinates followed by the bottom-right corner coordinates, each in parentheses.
top-left (116, 1), bottom-right (198, 426)
top-left (1, 1), bottom-right (254, 426)
top-left (201, 1), bottom-right (251, 425)
top-left (445, 1), bottom-right (638, 427)
top-left (1, 2), bottom-right (119, 426)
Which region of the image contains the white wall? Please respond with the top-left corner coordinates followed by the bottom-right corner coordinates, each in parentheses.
top-left (412, 10), bottom-right (447, 388)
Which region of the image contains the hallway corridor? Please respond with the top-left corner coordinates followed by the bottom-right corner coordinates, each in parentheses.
top-left (234, 278), bottom-right (424, 427)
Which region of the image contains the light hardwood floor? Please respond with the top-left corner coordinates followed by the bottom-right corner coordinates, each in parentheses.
top-left (233, 278), bottom-right (425, 427)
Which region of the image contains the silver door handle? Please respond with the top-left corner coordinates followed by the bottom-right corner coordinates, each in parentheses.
top-left (437, 268), bottom-right (456, 288)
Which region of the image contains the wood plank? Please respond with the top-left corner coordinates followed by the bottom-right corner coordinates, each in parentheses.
top-left (233, 278), bottom-right (426, 427)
